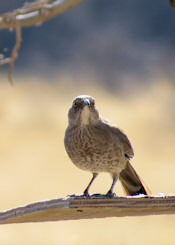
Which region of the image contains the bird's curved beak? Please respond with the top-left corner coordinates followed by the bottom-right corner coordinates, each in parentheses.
top-left (83, 99), bottom-right (90, 107)
top-left (81, 99), bottom-right (90, 124)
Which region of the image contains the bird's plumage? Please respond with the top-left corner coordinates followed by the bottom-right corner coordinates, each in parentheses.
top-left (64, 95), bottom-right (151, 196)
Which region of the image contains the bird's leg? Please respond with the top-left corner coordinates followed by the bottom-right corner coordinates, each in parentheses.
top-left (106, 177), bottom-right (117, 198)
top-left (83, 173), bottom-right (98, 197)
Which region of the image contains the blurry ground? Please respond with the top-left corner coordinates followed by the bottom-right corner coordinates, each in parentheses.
top-left (0, 75), bottom-right (175, 244)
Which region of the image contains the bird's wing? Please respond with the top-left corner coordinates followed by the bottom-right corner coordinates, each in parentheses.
top-left (100, 118), bottom-right (134, 159)
top-left (112, 127), bottom-right (134, 159)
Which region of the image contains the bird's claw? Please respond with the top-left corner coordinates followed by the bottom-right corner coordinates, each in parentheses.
top-left (83, 190), bottom-right (91, 198)
top-left (106, 191), bottom-right (116, 198)
top-left (91, 193), bottom-right (105, 198)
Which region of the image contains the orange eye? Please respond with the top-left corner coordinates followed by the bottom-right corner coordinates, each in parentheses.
top-left (91, 101), bottom-right (95, 107)
top-left (73, 102), bottom-right (77, 108)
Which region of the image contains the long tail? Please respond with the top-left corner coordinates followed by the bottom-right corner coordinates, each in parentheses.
top-left (119, 161), bottom-right (151, 196)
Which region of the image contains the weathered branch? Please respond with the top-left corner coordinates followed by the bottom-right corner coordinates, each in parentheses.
top-left (0, 195), bottom-right (175, 224)
top-left (0, 27), bottom-right (22, 84)
top-left (0, 0), bottom-right (84, 83)
top-left (0, 0), bottom-right (84, 30)
top-left (8, 27), bottom-right (22, 84)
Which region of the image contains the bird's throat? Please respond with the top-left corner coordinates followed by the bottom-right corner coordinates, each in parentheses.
top-left (81, 106), bottom-right (90, 125)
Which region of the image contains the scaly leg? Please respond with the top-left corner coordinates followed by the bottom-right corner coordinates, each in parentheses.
top-left (83, 173), bottom-right (98, 197)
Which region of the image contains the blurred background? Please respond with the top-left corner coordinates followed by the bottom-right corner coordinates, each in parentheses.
top-left (0, 0), bottom-right (175, 244)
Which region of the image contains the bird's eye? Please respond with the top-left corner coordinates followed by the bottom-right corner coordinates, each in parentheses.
top-left (91, 101), bottom-right (95, 107)
top-left (73, 102), bottom-right (77, 108)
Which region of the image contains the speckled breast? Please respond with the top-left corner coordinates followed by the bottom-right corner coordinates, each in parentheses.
top-left (64, 125), bottom-right (126, 173)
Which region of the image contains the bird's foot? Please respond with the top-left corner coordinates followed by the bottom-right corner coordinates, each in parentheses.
top-left (67, 193), bottom-right (89, 199)
top-left (83, 190), bottom-right (91, 198)
top-left (67, 191), bottom-right (116, 199)
top-left (106, 190), bottom-right (116, 198)
top-left (91, 193), bottom-right (106, 198)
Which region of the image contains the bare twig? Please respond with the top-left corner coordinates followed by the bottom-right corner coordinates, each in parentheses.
top-left (7, 27), bottom-right (22, 84)
top-left (0, 0), bottom-right (84, 83)
top-left (0, 0), bottom-right (84, 30)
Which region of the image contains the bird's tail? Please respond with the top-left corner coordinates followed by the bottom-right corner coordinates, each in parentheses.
top-left (119, 161), bottom-right (151, 196)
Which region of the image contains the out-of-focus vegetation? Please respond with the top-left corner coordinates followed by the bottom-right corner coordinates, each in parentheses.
top-left (1, 0), bottom-right (175, 87)
top-left (0, 75), bottom-right (175, 244)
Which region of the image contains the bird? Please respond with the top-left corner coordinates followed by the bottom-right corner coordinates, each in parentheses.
top-left (64, 95), bottom-right (151, 197)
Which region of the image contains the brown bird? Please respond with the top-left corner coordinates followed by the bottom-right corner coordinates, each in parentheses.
top-left (64, 95), bottom-right (151, 197)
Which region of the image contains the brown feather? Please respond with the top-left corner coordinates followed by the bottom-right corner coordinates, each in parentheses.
top-left (119, 161), bottom-right (151, 196)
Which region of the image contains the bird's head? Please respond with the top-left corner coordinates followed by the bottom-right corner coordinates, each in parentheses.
top-left (68, 95), bottom-right (100, 127)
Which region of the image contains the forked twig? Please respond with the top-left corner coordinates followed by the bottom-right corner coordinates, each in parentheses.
top-left (0, 0), bottom-right (83, 83)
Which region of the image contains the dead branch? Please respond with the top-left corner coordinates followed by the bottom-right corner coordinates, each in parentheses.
top-left (0, 0), bottom-right (84, 30)
top-left (7, 27), bottom-right (22, 84)
top-left (0, 0), bottom-right (84, 83)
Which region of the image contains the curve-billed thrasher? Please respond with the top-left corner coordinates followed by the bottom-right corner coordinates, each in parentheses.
top-left (64, 95), bottom-right (151, 197)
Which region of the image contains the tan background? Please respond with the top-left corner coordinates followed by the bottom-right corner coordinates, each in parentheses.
top-left (0, 75), bottom-right (175, 244)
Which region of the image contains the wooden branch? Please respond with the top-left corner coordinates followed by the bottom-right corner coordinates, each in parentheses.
top-left (0, 0), bottom-right (84, 30)
top-left (0, 195), bottom-right (175, 224)
top-left (8, 27), bottom-right (22, 84)
top-left (0, 0), bottom-right (84, 83)
top-left (0, 27), bottom-right (22, 84)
